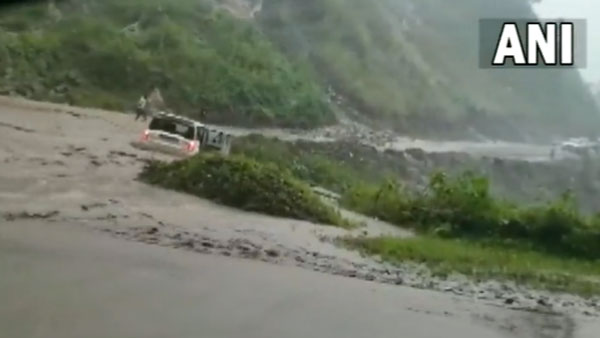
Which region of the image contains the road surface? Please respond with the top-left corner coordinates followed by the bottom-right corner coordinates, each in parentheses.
top-left (3, 220), bottom-right (598, 338)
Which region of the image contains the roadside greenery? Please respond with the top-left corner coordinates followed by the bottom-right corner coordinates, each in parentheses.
top-left (0, 0), bottom-right (334, 128)
top-left (139, 135), bottom-right (600, 293)
top-left (346, 236), bottom-right (600, 297)
top-left (343, 171), bottom-right (600, 261)
top-left (229, 135), bottom-right (600, 293)
top-left (230, 135), bottom-right (381, 193)
top-left (138, 153), bottom-right (352, 228)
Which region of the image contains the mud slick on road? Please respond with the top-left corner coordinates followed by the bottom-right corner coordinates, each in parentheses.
top-left (1, 96), bottom-right (599, 338)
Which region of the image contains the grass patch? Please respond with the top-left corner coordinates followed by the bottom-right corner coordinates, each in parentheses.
top-left (347, 236), bottom-right (600, 297)
top-left (138, 153), bottom-right (352, 228)
top-left (343, 171), bottom-right (600, 261)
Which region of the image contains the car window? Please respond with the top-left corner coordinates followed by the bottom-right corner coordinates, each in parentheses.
top-left (196, 126), bottom-right (207, 142)
top-left (149, 118), bottom-right (195, 140)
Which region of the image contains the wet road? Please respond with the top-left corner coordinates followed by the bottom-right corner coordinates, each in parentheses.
top-left (3, 220), bottom-right (594, 338)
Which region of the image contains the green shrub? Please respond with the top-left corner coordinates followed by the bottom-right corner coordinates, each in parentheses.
top-left (231, 135), bottom-right (368, 193)
top-left (347, 236), bottom-right (600, 296)
top-left (344, 171), bottom-right (600, 260)
top-left (139, 153), bottom-right (351, 227)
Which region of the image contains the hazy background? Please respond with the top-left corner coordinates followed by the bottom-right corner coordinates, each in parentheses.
top-left (533, 0), bottom-right (600, 83)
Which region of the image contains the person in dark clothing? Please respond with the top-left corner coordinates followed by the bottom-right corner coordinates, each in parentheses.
top-left (135, 95), bottom-right (148, 121)
top-left (199, 109), bottom-right (208, 120)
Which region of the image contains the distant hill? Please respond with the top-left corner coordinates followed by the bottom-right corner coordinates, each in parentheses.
top-left (256, 0), bottom-right (600, 140)
top-left (0, 0), bottom-right (598, 140)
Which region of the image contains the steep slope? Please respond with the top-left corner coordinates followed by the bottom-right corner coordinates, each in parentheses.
top-left (0, 0), bottom-right (334, 128)
top-left (0, 0), bottom-right (597, 140)
top-left (257, 0), bottom-right (600, 140)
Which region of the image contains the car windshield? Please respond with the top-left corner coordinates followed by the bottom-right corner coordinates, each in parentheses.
top-left (149, 118), bottom-right (195, 140)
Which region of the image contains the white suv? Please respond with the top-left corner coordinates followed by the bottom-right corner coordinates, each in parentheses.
top-left (132, 112), bottom-right (233, 157)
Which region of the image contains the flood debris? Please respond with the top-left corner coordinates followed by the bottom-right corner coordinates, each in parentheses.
top-left (3, 210), bottom-right (60, 221)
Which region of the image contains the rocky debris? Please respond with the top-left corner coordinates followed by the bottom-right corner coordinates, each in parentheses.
top-left (60, 145), bottom-right (88, 157)
top-left (109, 150), bottom-right (138, 159)
top-left (100, 225), bottom-right (600, 318)
top-left (27, 157), bottom-right (66, 167)
top-left (265, 249), bottom-right (280, 257)
top-left (95, 213), bottom-right (119, 221)
top-left (65, 111), bottom-right (83, 118)
top-left (108, 150), bottom-right (141, 166)
top-left (3, 210), bottom-right (60, 221)
top-left (472, 309), bottom-right (577, 338)
top-left (0, 122), bottom-right (35, 133)
top-left (80, 202), bottom-right (108, 211)
top-left (90, 159), bottom-right (103, 167)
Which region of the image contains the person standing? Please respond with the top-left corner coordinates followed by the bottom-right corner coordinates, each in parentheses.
top-left (135, 95), bottom-right (148, 121)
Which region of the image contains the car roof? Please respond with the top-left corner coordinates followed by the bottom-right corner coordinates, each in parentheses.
top-left (151, 112), bottom-right (238, 138)
top-left (153, 112), bottom-right (205, 126)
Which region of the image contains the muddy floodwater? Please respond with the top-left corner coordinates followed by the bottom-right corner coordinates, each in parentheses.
top-left (2, 221), bottom-right (599, 338)
top-left (1, 96), bottom-right (599, 337)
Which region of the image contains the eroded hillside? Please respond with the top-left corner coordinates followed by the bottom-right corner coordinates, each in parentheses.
top-left (256, 0), bottom-right (600, 140)
top-left (0, 0), bottom-right (597, 140)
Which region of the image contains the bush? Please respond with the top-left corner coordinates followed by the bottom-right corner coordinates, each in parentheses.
top-left (347, 236), bottom-right (600, 296)
top-left (139, 154), bottom-right (351, 227)
top-left (230, 135), bottom-right (367, 193)
top-left (0, 0), bottom-right (335, 128)
top-left (343, 171), bottom-right (600, 260)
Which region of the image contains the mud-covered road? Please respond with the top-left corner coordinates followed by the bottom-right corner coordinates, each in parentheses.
top-left (5, 220), bottom-right (599, 338)
top-left (215, 122), bottom-right (562, 162)
top-left (1, 97), bottom-right (598, 337)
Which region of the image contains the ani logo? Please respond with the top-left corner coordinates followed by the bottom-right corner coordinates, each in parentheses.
top-left (479, 19), bottom-right (586, 69)
top-left (493, 22), bottom-right (573, 66)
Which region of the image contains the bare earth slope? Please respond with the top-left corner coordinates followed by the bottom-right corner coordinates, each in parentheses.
top-left (1, 98), bottom-right (599, 337)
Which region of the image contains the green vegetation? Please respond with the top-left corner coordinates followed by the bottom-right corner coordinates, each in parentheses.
top-left (229, 135), bottom-right (600, 293)
top-left (0, 0), bottom-right (334, 128)
top-left (139, 153), bottom-right (351, 228)
top-left (230, 135), bottom-right (389, 193)
top-left (260, 0), bottom-right (600, 138)
top-left (347, 236), bottom-right (600, 296)
top-left (344, 171), bottom-right (600, 260)
top-left (1, 0), bottom-right (597, 138)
